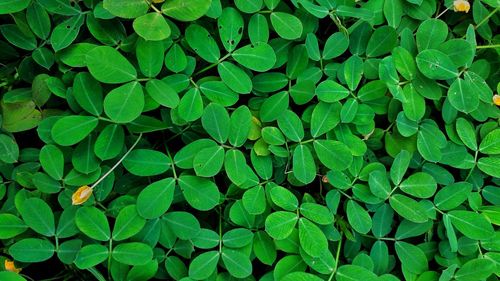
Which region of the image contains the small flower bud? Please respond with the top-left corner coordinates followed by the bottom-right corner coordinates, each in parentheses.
top-left (493, 95), bottom-right (500, 106)
top-left (453, 0), bottom-right (470, 13)
top-left (72, 185), bottom-right (93, 205)
top-left (4, 260), bottom-right (21, 273)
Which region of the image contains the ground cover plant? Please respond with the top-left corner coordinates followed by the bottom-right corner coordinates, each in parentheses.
top-left (0, 0), bottom-right (499, 280)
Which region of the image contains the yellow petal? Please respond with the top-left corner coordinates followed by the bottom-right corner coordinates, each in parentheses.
top-left (72, 185), bottom-right (93, 205)
top-left (4, 260), bottom-right (21, 273)
top-left (493, 95), bottom-right (500, 106)
top-left (453, 0), bottom-right (470, 13)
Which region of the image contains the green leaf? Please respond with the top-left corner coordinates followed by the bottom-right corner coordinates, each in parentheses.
top-left (137, 178), bottom-right (175, 219)
top-left (456, 117), bottom-right (477, 150)
top-left (222, 228), bottom-right (253, 248)
top-left (434, 182), bottom-right (472, 211)
top-left (477, 157), bottom-right (500, 178)
top-left (416, 19), bottom-right (448, 51)
top-left (178, 175), bottom-right (220, 211)
top-left (253, 231), bottom-right (276, 265)
top-left (218, 7), bottom-right (244, 52)
top-left (346, 200), bottom-right (372, 234)
top-left (0, 134), bottom-right (19, 163)
top-left (389, 150), bottom-right (411, 185)
top-left (232, 43), bottom-right (276, 72)
top-left (265, 211), bottom-right (298, 240)
top-left (416, 49), bottom-right (458, 80)
top-left (395, 241), bottom-right (428, 274)
top-left (189, 251), bottom-right (220, 280)
top-left (202, 103), bottom-right (230, 143)
top-left (479, 129), bottom-right (500, 154)
top-left (269, 184), bottom-right (299, 211)
top-left (76, 206), bottom-right (111, 241)
top-left (389, 194), bottom-right (428, 223)
top-left (300, 203), bottom-right (333, 225)
top-left (0, 0), bottom-right (30, 14)
top-left (242, 186), bottom-right (266, 215)
top-left (112, 242), bottom-right (153, 266)
top-left (51, 115), bottom-right (98, 146)
top-left (104, 81), bottom-right (144, 123)
top-left (0, 214), bottom-right (28, 239)
top-left (94, 124), bottom-right (125, 161)
top-left (310, 102), bottom-right (341, 137)
top-left (344, 55), bottom-right (364, 91)
top-left (50, 14), bottom-right (84, 52)
top-left (298, 218), bottom-right (328, 257)
top-left (112, 205), bottom-right (146, 241)
top-left (162, 0), bottom-right (212, 21)
top-left (185, 24), bottom-right (220, 63)
top-left (133, 13), bottom-right (171, 41)
top-left (260, 91), bottom-right (289, 122)
top-left (454, 258), bottom-right (496, 281)
top-left (293, 144), bottom-right (316, 184)
top-left (336, 265), bottom-right (378, 281)
top-left (224, 149), bottom-right (248, 186)
top-left (145, 79), bottom-right (179, 109)
top-left (19, 197), bottom-right (55, 237)
top-left (86, 46), bottom-right (137, 84)
top-left (270, 12), bottom-right (303, 40)
top-left (0, 24), bottom-right (37, 51)
top-left (369, 170), bottom-right (391, 199)
top-left (200, 81), bottom-right (238, 106)
top-left (74, 244), bottom-right (108, 269)
top-left (366, 26), bottom-right (397, 57)
top-left (323, 32), bottom-right (349, 59)
top-left (9, 238), bottom-right (55, 262)
top-left (178, 88), bottom-right (204, 122)
top-left (103, 0), bottom-right (149, 18)
top-left (193, 146), bottom-right (224, 177)
top-left (163, 211), bottom-right (201, 240)
top-left (218, 61), bottom-right (252, 94)
top-left (27, 3), bottom-right (51, 39)
top-left (400, 172), bottom-right (437, 199)
top-left (392, 46), bottom-right (417, 80)
top-left (123, 149), bottom-right (170, 176)
top-left (72, 72), bottom-right (103, 116)
top-left (221, 248), bottom-right (252, 278)
top-left (448, 78), bottom-right (478, 113)
top-left (277, 110), bottom-right (304, 142)
top-left (313, 140), bottom-right (352, 171)
top-left (316, 80), bottom-right (350, 103)
top-left (0, 271), bottom-right (26, 281)
top-left (448, 210), bottom-right (494, 240)
top-left (383, 0), bottom-right (403, 28)
top-left (229, 105), bottom-right (252, 147)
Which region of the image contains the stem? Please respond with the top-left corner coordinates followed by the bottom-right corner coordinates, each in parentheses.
top-left (327, 233), bottom-right (343, 281)
top-left (165, 147), bottom-right (177, 180)
top-left (91, 133), bottom-right (143, 189)
top-left (476, 44), bottom-right (500, 49)
top-left (475, 7), bottom-right (498, 30)
top-left (300, 139), bottom-right (315, 145)
top-left (464, 150), bottom-right (479, 182)
top-left (435, 8), bottom-right (449, 19)
top-left (194, 53), bottom-right (232, 76)
top-left (218, 207), bottom-right (223, 253)
top-left (107, 239), bottom-right (113, 281)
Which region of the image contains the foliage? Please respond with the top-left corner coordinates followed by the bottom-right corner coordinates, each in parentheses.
top-left (1, 0), bottom-right (500, 280)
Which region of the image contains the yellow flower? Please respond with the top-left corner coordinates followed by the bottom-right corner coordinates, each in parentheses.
top-left (72, 185), bottom-right (93, 205)
top-left (493, 94), bottom-right (500, 106)
top-left (4, 260), bottom-right (21, 273)
top-left (453, 0), bottom-right (470, 13)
